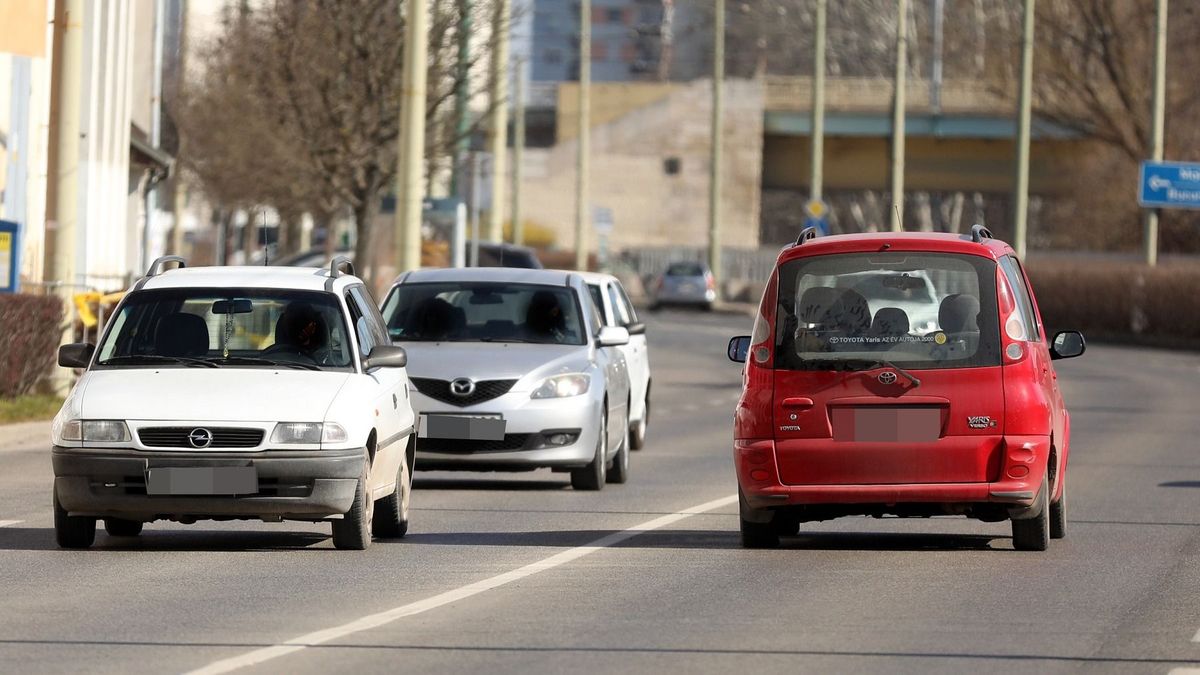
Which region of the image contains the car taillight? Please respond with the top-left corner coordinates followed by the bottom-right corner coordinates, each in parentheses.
top-left (996, 268), bottom-right (1027, 364)
top-left (706, 274), bottom-right (715, 291)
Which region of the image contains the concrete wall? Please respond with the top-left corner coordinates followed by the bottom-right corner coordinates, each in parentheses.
top-left (519, 78), bottom-right (763, 252)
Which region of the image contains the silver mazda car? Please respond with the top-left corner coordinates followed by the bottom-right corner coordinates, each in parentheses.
top-left (380, 268), bottom-right (632, 490)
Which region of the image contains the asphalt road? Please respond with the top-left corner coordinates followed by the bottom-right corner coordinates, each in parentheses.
top-left (1, 309), bottom-right (1198, 674)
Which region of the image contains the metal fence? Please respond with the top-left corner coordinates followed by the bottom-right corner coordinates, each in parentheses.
top-left (617, 246), bottom-right (782, 286)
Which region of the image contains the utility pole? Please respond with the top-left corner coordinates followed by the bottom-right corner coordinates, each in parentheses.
top-left (397, 0), bottom-right (429, 273)
top-left (810, 0), bottom-right (826, 203)
top-left (708, 0), bottom-right (724, 283)
top-left (1012, 0), bottom-right (1035, 259)
top-left (450, 0), bottom-right (471, 198)
top-left (511, 58), bottom-right (526, 246)
top-left (48, 0), bottom-right (84, 290)
top-left (1145, 0), bottom-right (1167, 267)
top-left (486, 0), bottom-right (510, 243)
top-left (574, 0), bottom-right (591, 271)
top-left (142, 0), bottom-right (165, 271)
top-left (890, 0), bottom-right (908, 231)
top-left (170, 8), bottom-right (188, 256)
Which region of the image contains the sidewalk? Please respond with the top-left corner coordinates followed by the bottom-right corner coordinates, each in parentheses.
top-left (0, 420), bottom-right (50, 451)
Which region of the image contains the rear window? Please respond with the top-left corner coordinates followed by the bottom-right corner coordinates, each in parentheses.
top-left (382, 282), bottom-right (586, 346)
top-left (666, 262), bottom-right (705, 277)
top-left (774, 252), bottom-right (1000, 370)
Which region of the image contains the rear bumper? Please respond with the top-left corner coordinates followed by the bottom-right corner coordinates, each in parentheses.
top-left (736, 435), bottom-right (1052, 511)
top-left (51, 446), bottom-right (364, 520)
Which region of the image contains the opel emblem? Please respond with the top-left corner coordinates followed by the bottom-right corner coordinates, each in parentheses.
top-left (450, 378), bottom-right (476, 397)
top-left (877, 371), bottom-right (898, 385)
top-left (188, 428), bottom-right (214, 448)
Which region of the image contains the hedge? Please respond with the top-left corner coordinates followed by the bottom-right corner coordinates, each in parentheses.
top-left (1025, 261), bottom-right (1200, 350)
top-left (0, 294), bottom-right (65, 398)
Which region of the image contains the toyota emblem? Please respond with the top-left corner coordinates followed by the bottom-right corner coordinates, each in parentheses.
top-left (188, 428), bottom-right (214, 448)
top-left (450, 378), bottom-right (476, 397)
top-left (877, 371), bottom-right (898, 385)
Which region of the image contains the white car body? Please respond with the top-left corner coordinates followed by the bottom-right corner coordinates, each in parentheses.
top-left (380, 268), bottom-right (632, 489)
top-left (50, 262), bottom-right (415, 549)
top-left (577, 272), bottom-right (652, 449)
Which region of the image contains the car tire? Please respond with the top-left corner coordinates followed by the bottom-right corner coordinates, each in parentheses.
top-left (104, 518), bottom-right (143, 537)
top-left (629, 390), bottom-right (649, 451)
top-left (571, 410), bottom-right (607, 491)
top-left (1011, 474), bottom-right (1049, 551)
top-left (607, 410), bottom-right (630, 485)
top-left (54, 489), bottom-right (96, 549)
top-left (373, 445), bottom-right (412, 539)
top-left (739, 489), bottom-right (779, 549)
top-left (1049, 481), bottom-right (1067, 540)
top-left (332, 458), bottom-right (372, 550)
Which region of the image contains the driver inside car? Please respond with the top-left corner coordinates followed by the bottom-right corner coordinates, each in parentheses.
top-left (270, 303), bottom-right (330, 362)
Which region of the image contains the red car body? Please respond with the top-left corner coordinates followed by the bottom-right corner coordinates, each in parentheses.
top-left (729, 227), bottom-right (1084, 550)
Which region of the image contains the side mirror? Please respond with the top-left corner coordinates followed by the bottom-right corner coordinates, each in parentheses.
top-left (363, 345), bottom-right (408, 370)
top-left (727, 336), bottom-right (751, 363)
top-left (1050, 330), bottom-right (1085, 360)
top-left (625, 322), bottom-right (646, 336)
top-left (598, 326), bottom-right (630, 347)
top-left (59, 343), bottom-right (95, 369)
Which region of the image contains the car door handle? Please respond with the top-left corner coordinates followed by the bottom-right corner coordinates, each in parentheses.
top-left (781, 397), bottom-right (814, 409)
top-left (392, 394), bottom-right (398, 409)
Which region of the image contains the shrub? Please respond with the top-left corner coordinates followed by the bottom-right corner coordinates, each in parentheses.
top-left (0, 294), bottom-right (65, 398)
top-left (1025, 261), bottom-right (1200, 349)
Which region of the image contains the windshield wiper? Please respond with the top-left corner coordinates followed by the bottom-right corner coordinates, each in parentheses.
top-left (202, 356), bottom-right (322, 371)
top-left (99, 355), bottom-right (218, 368)
top-left (830, 357), bottom-right (922, 387)
top-left (476, 337), bottom-right (539, 343)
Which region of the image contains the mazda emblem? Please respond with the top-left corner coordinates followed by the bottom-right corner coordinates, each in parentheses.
top-left (449, 378), bottom-right (476, 397)
top-left (188, 428), bottom-right (214, 448)
top-left (877, 371), bottom-right (898, 385)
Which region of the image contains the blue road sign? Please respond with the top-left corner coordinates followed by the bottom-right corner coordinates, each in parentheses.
top-left (0, 220), bottom-right (19, 293)
top-left (803, 216), bottom-right (829, 236)
top-left (1139, 161), bottom-right (1200, 209)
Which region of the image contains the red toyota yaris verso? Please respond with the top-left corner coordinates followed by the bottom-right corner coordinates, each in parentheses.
top-left (727, 226), bottom-right (1085, 550)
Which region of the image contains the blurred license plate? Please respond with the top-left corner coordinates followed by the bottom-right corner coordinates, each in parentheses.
top-left (146, 467), bottom-right (257, 495)
top-left (421, 414), bottom-right (506, 441)
top-left (831, 407), bottom-right (941, 443)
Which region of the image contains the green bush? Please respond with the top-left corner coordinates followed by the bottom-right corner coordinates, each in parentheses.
top-left (0, 294), bottom-right (65, 398)
top-left (1025, 261), bottom-right (1200, 349)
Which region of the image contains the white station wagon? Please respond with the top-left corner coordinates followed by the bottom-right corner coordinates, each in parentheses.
top-left (51, 257), bottom-right (415, 550)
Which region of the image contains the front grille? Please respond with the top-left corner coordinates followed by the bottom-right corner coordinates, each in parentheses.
top-left (419, 433), bottom-right (533, 454)
top-left (410, 378), bottom-right (518, 407)
top-left (138, 427), bottom-right (264, 449)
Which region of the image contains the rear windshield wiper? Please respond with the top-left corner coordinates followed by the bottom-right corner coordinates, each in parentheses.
top-left (202, 356), bottom-right (322, 371)
top-left (830, 358), bottom-right (922, 387)
top-left (98, 355), bottom-right (218, 368)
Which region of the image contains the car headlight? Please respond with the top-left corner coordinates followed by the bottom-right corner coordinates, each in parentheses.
top-left (270, 422), bottom-right (348, 444)
top-left (530, 374), bottom-right (591, 399)
top-left (60, 420), bottom-right (130, 443)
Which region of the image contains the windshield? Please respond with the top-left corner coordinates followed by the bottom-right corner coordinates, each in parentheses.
top-left (382, 282), bottom-right (586, 346)
top-left (775, 252), bottom-right (1000, 370)
top-left (95, 288), bottom-right (354, 371)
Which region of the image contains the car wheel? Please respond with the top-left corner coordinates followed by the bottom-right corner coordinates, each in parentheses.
top-left (1011, 474), bottom-right (1049, 551)
top-left (607, 409), bottom-right (630, 485)
top-left (104, 518), bottom-right (143, 537)
top-left (739, 489), bottom-right (779, 549)
top-left (571, 409), bottom-right (607, 491)
top-left (629, 390), bottom-right (649, 451)
top-left (1049, 481), bottom-right (1066, 540)
top-left (373, 445), bottom-right (412, 539)
top-left (332, 457), bottom-right (373, 550)
top-left (54, 489), bottom-right (96, 549)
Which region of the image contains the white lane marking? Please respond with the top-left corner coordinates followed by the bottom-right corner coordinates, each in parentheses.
top-left (1193, 626), bottom-right (1200, 642)
top-left (0, 520), bottom-right (22, 528)
top-left (681, 403), bottom-right (699, 412)
top-left (185, 493), bottom-right (739, 675)
top-left (1168, 669), bottom-right (1200, 674)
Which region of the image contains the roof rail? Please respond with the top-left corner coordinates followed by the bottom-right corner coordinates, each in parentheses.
top-left (970, 224), bottom-right (993, 243)
top-left (330, 256), bottom-right (355, 279)
top-left (146, 255), bottom-right (186, 277)
top-left (794, 226), bottom-right (819, 246)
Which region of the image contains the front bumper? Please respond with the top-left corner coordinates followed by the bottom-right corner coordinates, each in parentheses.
top-left (413, 390), bottom-right (602, 470)
top-left (52, 445), bottom-right (365, 521)
top-left (735, 435), bottom-right (1052, 513)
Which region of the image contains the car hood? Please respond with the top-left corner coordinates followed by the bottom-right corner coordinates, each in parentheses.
top-left (76, 369), bottom-right (352, 422)
top-left (399, 342), bottom-right (591, 391)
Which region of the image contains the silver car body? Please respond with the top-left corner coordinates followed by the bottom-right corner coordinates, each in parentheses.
top-left (578, 272), bottom-right (651, 441)
top-left (651, 261), bottom-right (716, 308)
top-left (380, 268), bottom-right (630, 472)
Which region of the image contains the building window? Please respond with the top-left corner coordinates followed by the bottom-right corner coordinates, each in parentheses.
top-left (608, 8), bottom-right (624, 23)
top-left (592, 41), bottom-right (608, 61)
top-left (544, 48), bottom-right (563, 65)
